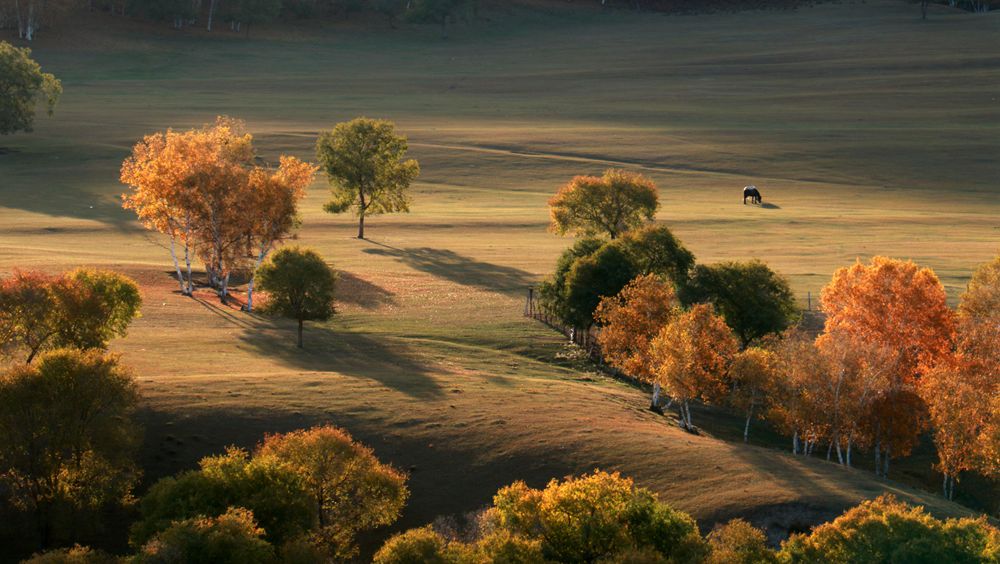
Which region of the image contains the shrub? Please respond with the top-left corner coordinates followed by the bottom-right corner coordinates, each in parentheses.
top-left (134, 507), bottom-right (275, 564)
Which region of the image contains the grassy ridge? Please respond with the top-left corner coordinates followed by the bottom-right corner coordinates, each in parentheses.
top-left (0, 0), bottom-right (998, 558)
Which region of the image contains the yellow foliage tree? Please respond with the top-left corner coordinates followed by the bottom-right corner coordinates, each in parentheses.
top-left (649, 304), bottom-right (738, 431)
top-left (548, 169), bottom-right (659, 239)
top-left (594, 274), bottom-right (679, 411)
top-left (728, 347), bottom-right (779, 444)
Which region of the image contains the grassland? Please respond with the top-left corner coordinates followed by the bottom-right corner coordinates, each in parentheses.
top-left (1, 0), bottom-right (998, 558)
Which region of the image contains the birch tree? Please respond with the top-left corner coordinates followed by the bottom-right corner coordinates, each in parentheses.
top-left (820, 256), bottom-right (955, 477)
top-left (0, 41), bottom-right (61, 134)
top-left (316, 117), bottom-right (420, 240)
top-left (594, 274), bottom-right (679, 411)
top-left (243, 156), bottom-right (316, 311)
top-left (728, 347), bottom-right (778, 444)
top-left (649, 304), bottom-right (737, 431)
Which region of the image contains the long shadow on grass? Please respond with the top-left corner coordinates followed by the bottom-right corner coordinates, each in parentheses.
top-left (361, 244), bottom-right (535, 293)
top-left (337, 271), bottom-right (399, 310)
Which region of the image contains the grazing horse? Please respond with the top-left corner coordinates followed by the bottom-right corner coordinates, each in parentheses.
top-left (743, 185), bottom-right (762, 205)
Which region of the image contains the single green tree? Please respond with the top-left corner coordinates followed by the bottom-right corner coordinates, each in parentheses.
top-left (0, 41), bottom-right (61, 136)
top-left (256, 247), bottom-right (336, 348)
top-left (681, 260), bottom-right (798, 348)
top-left (316, 118), bottom-right (420, 239)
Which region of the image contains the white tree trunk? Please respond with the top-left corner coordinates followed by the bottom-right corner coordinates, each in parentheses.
top-left (168, 237), bottom-right (187, 294)
top-left (650, 382), bottom-right (661, 410)
top-left (245, 244), bottom-right (270, 312)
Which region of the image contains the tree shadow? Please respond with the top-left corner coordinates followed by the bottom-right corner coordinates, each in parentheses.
top-left (761, 202), bottom-right (782, 209)
top-left (337, 271), bottom-right (399, 310)
top-left (234, 315), bottom-right (444, 400)
top-left (361, 244), bottom-right (536, 293)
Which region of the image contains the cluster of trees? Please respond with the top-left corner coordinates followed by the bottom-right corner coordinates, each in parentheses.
top-left (22, 425), bottom-right (408, 563)
top-left (539, 169), bottom-right (998, 497)
top-left (373, 470), bottom-right (1000, 563)
top-left (120, 116), bottom-right (316, 305)
top-left (0, 267), bottom-right (143, 549)
top-left (0, 41), bottom-right (61, 134)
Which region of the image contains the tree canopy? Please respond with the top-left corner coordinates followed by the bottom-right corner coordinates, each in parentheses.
top-left (682, 259), bottom-right (798, 348)
top-left (0, 349), bottom-right (141, 547)
top-left (316, 117), bottom-right (420, 239)
top-left (0, 42), bottom-right (61, 135)
top-left (548, 168), bottom-right (659, 239)
top-left (256, 247), bottom-right (337, 348)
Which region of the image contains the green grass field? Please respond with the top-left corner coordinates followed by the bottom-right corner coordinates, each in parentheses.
top-left (1, 0), bottom-right (998, 557)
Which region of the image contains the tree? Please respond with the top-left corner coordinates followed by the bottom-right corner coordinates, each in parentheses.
top-left (649, 304), bottom-right (738, 431)
top-left (779, 495), bottom-right (1000, 563)
top-left (814, 331), bottom-right (898, 467)
top-left (0, 41), bottom-right (61, 134)
top-left (537, 237), bottom-right (604, 326)
top-left (489, 470), bottom-right (707, 563)
top-left (0, 350), bottom-right (141, 548)
top-left (0, 269), bottom-right (142, 363)
top-left (681, 260), bottom-right (798, 348)
top-left (122, 118), bottom-right (312, 300)
top-left (706, 519), bottom-right (777, 564)
top-left (595, 274), bottom-right (679, 411)
top-left (617, 224), bottom-right (695, 291)
top-left (316, 117), bottom-right (420, 240)
top-left (135, 508), bottom-right (276, 564)
top-left (563, 243), bottom-right (638, 333)
top-left (256, 247), bottom-right (337, 348)
top-left (920, 354), bottom-right (994, 500)
top-left (768, 334), bottom-right (830, 457)
top-left (256, 425), bottom-right (409, 560)
top-left (243, 156), bottom-right (317, 311)
top-left (372, 527), bottom-right (460, 564)
top-left (819, 256), bottom-right (955, 477)
top-left (547, 169), bottom-right (659, 240)
top-left (130, 447), bottom-right (314, 549)
top-left (728, 347), bottom-right (778, 443)
top-left (22, 545), bottom-right (119, 564)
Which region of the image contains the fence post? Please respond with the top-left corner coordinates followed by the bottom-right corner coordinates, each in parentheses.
top-left (807, 291), bottom-right (811, 311)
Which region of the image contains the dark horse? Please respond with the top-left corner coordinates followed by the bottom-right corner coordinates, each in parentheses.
top-left (743, 185), bottom-right (762, 205)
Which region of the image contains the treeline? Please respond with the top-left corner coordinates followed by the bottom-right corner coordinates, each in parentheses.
top-left (3, 0), bottom-right (997, 41)
top-left (536, 169), bottom-right (999, 503)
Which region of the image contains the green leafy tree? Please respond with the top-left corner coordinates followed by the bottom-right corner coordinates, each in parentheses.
top-left (618, 224), bottom-right (695, 291)
top-left (0, 42), bottom-right (61, 135)
top-left (563, 243), bottom-right (638, 331)
top-left (538, 237), bottom-right (604, 324)
top-left (681, 260), bottom-right (798, 348)
top-left (256, 425), bottom-right (409, 560)
top-left (256, 247), bottom-right (337, 348)
top-left (135, 507), bottom-right (276, 564)
top-left (130, 448), bottom-right (314, 549)
top-left (0, 350), bottom-right (141, 548)
top-left (372, 527), bottom-right (465, 564)
top-left (548, 169), bottom-right (659, 239)
top-left (316, 117), bottom-right (420, 239)
top-left (779, 495), bottom-right (1000, 563)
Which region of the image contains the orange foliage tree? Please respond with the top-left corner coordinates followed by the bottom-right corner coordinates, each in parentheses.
top-left (769, 334), bottom-right (830, 456)
top-left (728, 347), bottom-right (778, 444)
top-left (649, 304), bottom-right (738, 431)
top-left (121, 117), bottom-right (314, 304)
top-left (594, 274), bottom-right (679, 411)
top-left (819, 256), bottom-right (954, 477)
